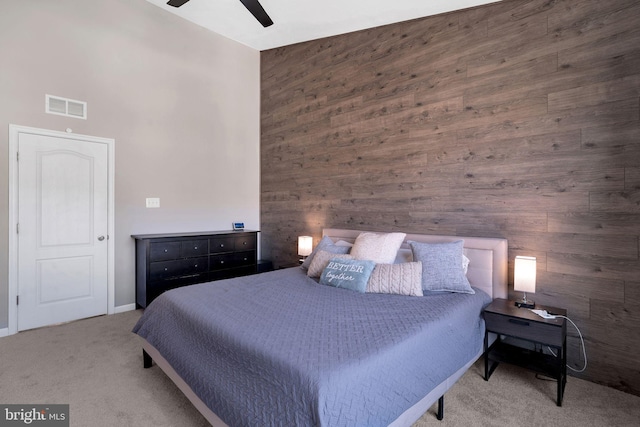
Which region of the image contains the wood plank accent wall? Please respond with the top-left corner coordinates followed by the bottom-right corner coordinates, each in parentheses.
top-left (260, 0), bottom-right (640, 395)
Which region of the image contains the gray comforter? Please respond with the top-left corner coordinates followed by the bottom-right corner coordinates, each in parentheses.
top-left (133, 267), bottom-right (491, 427)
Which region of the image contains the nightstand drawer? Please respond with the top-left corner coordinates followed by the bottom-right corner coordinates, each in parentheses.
top-left (484, 312), bottom-right (564, 347)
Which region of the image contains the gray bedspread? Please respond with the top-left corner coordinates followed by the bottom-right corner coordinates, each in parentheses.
top-left (133, 267), bottom-right (491, 427)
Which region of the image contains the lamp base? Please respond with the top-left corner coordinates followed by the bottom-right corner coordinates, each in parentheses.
top-left (514, 300), bottom-right (535, 309)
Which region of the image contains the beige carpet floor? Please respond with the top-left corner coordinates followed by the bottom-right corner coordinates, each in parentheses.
top-left (1, 310), bottom-right (639, 426)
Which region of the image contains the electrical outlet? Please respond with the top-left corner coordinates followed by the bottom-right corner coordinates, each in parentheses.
top-left (146, 197), bottom-right (160, 208)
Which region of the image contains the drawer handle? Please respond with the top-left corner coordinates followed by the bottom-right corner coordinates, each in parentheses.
top-left (220, 244), bottom-right (225, 248)
top-left (243, 241), bottom-right (247, 245)
top-left (508, 318), bottom-right (530, 327)
top-left (194, 264), bottom-right (198, 268)
top-left (194, 246), bottom-right (198, 250)
top-left (220, 260), bottom-right (225, 264)
top-left (243, 257), bottom-right (248, 261)
top-left (164, 249), bottom-right (168, 253)
top-left (164, 268), bottom-right (168, 271)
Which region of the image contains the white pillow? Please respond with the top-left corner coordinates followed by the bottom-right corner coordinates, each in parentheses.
top-left (367, 262), bottom-right (423, 296)
top-left (350, 232), bottom-right (406, 264)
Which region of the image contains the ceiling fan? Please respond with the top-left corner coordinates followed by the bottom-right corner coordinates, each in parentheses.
top-left (166, 0), bottom-right (274, 28)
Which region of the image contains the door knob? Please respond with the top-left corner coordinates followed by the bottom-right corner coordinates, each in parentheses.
top-left (97, 236), bottom-right (105, 241)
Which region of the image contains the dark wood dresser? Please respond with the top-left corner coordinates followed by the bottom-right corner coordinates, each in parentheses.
top-left (132, 230), bottom-right (259, 308)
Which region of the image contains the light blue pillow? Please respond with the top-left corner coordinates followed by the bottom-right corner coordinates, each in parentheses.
top-left (300, 236), bottom-right (350, 270)
top-left (319, 258), bottom-right (376, 293)
top-left (408, 240), bottom-right (475, 294)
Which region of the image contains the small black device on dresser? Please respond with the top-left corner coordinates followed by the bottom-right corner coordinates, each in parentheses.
top-left (132, 230), bottom-right (259, 308)
top-left (483, 298), bottom-right (567, 406)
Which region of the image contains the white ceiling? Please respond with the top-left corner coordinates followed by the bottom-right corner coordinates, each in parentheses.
top-left (145, 0), bottom-right (501, 51)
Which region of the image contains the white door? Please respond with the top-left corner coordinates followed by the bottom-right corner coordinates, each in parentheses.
top-left (17, 132), bottom-right (109, 331)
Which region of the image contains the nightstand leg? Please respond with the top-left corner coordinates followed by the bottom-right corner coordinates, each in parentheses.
top-left (484, 331), bottom-right (499, 381)
top-left (143, 349), bottom-right (153, 368)
top-left (437, 396), bottom-right (444, 420)
top-left (557, 337), bottom-right (567, 406)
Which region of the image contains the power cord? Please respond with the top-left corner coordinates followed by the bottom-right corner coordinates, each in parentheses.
top-left (546, 315), bottom-right (588, 373)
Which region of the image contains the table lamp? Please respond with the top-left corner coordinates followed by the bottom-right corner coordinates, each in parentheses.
top-left (514, 256), bottom-right (536, 308)
top-left (298, 236), bottom-right (313, 263)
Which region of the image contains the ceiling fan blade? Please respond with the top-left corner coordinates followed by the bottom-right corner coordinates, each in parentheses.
top-left (166, 0), bottom-right (190, 7)
top-left (239, 0), bottom-right (274, 27)
top-left (166, 0), bottom-right (273, 28)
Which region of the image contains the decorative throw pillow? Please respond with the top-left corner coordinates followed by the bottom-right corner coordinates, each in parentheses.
top-left (462, 254), bottom-right (470, 274)
top-left (408, 240), bottom-right (475, 294)
top-left (319, 258), bottom-right (376, 293)
top-left (367, 262), bottom-right (423, 296)
top-left (307, 250), bottom-right (354, 278)
top-left (350, 232), bottom-right (407, 264)
top-left (300, 236), bottom-right (350, 270)
top-left (334, 240), bottom-right (353, 248)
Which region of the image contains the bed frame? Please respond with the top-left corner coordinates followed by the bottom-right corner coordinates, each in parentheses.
top-left (141, 229), bottom-right (508, 426)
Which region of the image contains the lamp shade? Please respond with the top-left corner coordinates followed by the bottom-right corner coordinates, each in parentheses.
top-left (514, 256), bottom-right (536, 293)
top-left (298, 236), bottom-right (313, 256)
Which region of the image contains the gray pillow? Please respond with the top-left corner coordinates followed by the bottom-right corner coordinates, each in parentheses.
top-left (300, 236), bottom-right (350, 270)
top-left (408, 240), bottom-right (475, 294)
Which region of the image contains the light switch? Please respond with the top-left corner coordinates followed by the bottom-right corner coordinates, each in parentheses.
top-left (146, 197), bottom-right (160, 208)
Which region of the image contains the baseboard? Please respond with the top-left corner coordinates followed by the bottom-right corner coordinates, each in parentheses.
top-left (0, 327), bottom-right (8, 338)
top-left (114, 303), bottom-right (136, 314)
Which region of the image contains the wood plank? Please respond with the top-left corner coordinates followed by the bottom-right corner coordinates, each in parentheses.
top-left (509, 231), bottom-right (638, 259)
top-left (547, 253), bottom-right (640, 282)
top-left (539, 271), bottom-right (625, 304)
top-left (408, 211), bottom-right (547, 235)
top-left (625, 281), bottom-right (640, 306)
top-left (626, 168), bottom-right (640, 190)
top-left (548, 212), bottom-right (640, 235)
top-left (590, 190), bottom-right (640, 213)
top-left (549, 74), bottom-right (640, 112)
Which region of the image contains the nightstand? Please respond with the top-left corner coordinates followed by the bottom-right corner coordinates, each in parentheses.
top-left (276, 262), bottom-right (301, 269)
top-left (483, 298), bottom-right (567, 406)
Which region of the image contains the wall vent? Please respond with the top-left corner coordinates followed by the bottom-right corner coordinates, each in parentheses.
top-left (45, 94), bottom-right (87, 120)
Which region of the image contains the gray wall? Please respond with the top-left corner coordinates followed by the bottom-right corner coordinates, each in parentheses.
top-left (261, 0), bottom-right (640, 395)
top-left (0, 0), bottom-right (260, 327)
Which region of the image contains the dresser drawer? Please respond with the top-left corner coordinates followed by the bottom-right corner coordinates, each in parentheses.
top-left (233, 250), bottom-right (256, 267)
top-left (210, 253), bottom-right (235, 270)
top-left (484, 312), bottom-right (564, 347)
top-left (150, 257), bottom-right (208, 280)
top-left (149, 242), bottom-right (181, 261)
top-left (210, 236), bottom-right (235, 253)
top-left (181, 239), bottom-right (208, 257)
top-left (234, 235), bottom-right (257, 251)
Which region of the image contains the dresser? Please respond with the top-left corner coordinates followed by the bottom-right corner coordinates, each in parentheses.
top-left (132, 230), bottom-right (259, 308)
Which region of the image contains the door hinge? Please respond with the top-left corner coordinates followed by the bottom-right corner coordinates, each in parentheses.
top-left (16, 295), bottom-right (19, 305)
top-left (16, 152), bottom-right (19, 162)
top-left (16, 223), bottom-right (19, 234)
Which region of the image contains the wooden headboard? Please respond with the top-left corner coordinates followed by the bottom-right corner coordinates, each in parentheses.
top-left (322, 229), bottom-right (508, 300)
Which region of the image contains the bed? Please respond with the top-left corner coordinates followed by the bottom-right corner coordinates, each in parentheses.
top-left (133, 228), bottom-right (508, 426)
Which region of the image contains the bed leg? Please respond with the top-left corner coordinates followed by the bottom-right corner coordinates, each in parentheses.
top-left (437, 395), bottom-right (444, 421)
top-left (143, 349), bottom-right (153, 368)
